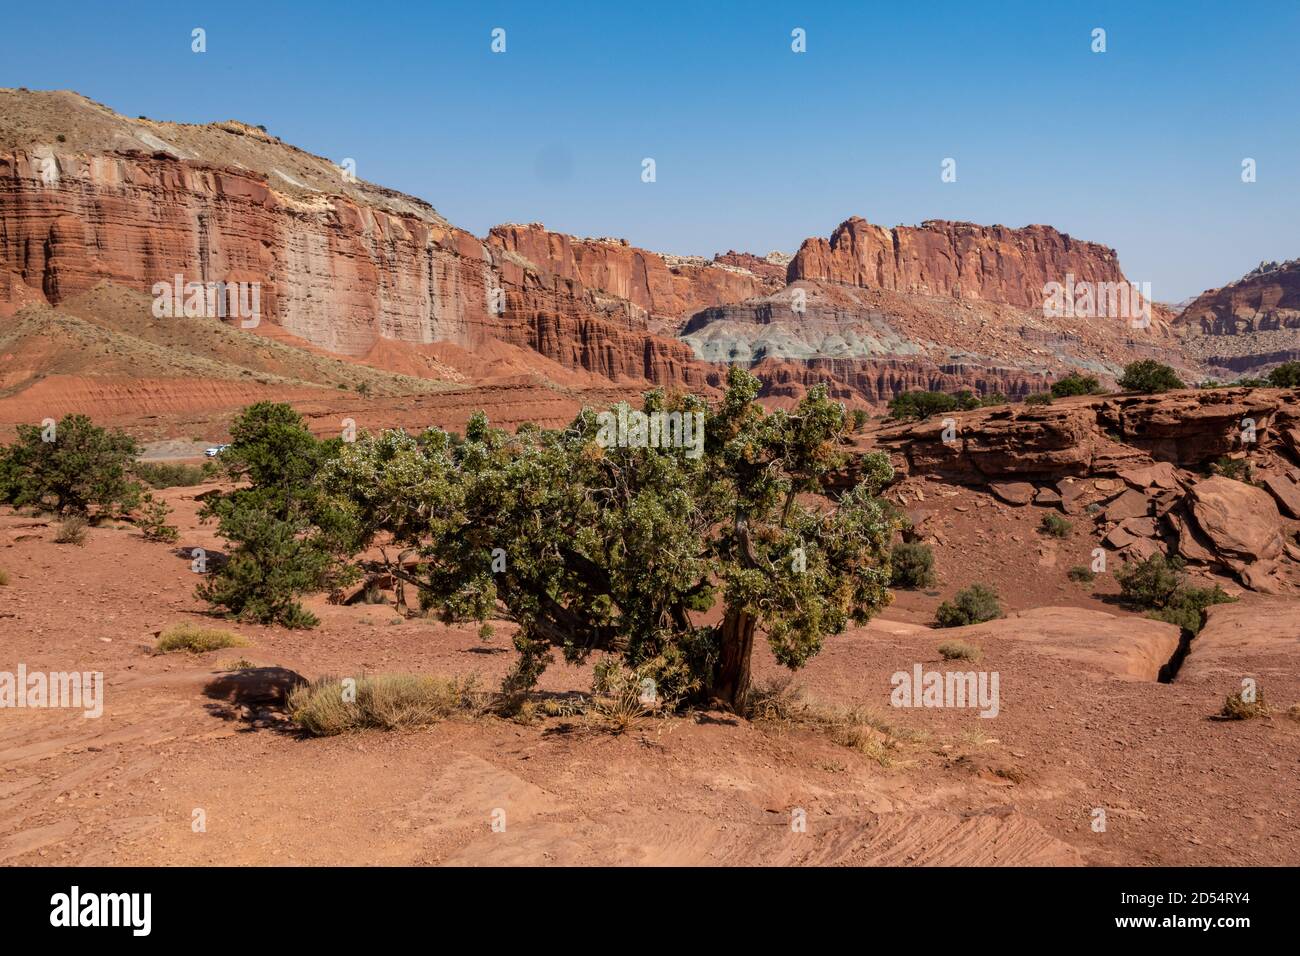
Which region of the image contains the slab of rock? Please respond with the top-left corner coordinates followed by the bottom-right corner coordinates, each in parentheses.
top-left (1102, 488), bottom-right (1152, 522)
top-left (955, 606), bottom-right (1181, 681)
top-left (989, 481), bottom-right (1036, 506)
top-left (1176, 597), bottom-right (1300, 683)
top-left (1104, 525), bottom-right (1139, 549)
top-left (1118, 461), bottom-right (1181, 491)
top-left (1188, 476), bottom-right (1284, 564)
top-left (1166, 507), bottom-right (1219, 564)
top-left (1119, 516), bottom-right (1158, 538)
top-left (1260, 472), bottom-right (1300, 519)
top-left (1122, 537), bottom-right (1164, 562)
top-left (1033, 487), bottom-right (1063, 507)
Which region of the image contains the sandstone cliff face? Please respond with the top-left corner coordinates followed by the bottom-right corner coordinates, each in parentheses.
top-left (787, 216), bottom-right (1138, 310)
top-left (486, 223), bottom-right (781, 324)
top-left (1176, 260), bottom-right (1300, 375)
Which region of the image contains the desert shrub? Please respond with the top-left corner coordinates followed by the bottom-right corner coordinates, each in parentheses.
top-left (1266, 362), bottom-right (1300, 387)
top-left (320, 368), bottom-right (899, 711)
top-left (888, 390), bottom-right (959, 421)
top-left (1210, 457), bottom-right (1254, 483)
top-left (934, 584), bottom-right (1002, 628)
top-left (1050, 372), bottom-right (1103, 398)
top-left (953, 390), bottom-right (982, 411)
top-left (134, 460), bottom-right (217, 488)
top-left (1116, 554), bottom-right (1236, 634)
top-left (1067, 565), bottom-right (1096, 584)
top-left (851, 408), bottom-right (870, 432)
top-left (0, 414), bottom-right (142, 516)
top-left (890, 541), bottom-right (936, 589)
top-left (1024, 392), bottom-right (1054, 405)
top-left (1039, 513), bottom-right (1071, 538)
top-left (287, 673), bottom-right (481, 735)
top-left (1220, 687), bottom-right (1269, 720)
top-left (938, 639), bottom-right (982, 661)
top-left (1117, 360), bottom-right (1184, 394)
top-left (196, 403), bottom-right (357, 628)
top-left (54, 515), bottom-right (89, 545)
top-left (137, 494), bottom-right (179, 543)
top-left (155, 623), bottom-right (248, 654)
top-left (980, 393), bottom-right (1009, 407)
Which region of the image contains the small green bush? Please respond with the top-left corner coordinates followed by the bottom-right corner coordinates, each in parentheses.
top-left (890, 541), bottom-right (936, 589)
top-left (1116, 554), bottom-right (1236, 634)
top-left (1024, 392), bottom-right (1054, 405)
top-left (888, 391), bottom-right (958, 421)
top-left (1117, 360), bottom-right (1184, 394)
top-left (1050, 372), bottom-right (1103, 398)
top-left (935, 584), bottom-right (1002, 628)
top-left (1266, 362), bottom-right (1300, 387)
top-left (138, 494), bottom-right (179, 543)
top-left (134, 460), bottom-right (217, 488)
top-left (1210, 457), bottom-right (1254, 483)
top-left (1039, 513), bottom-right (1071, 538)
top-left (980, 393), bottom-right (1009, 407)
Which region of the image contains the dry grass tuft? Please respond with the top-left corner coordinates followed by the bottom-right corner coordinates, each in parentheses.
top-left (288, 673), bottom-right (485, 736)
top-left (156, 623), bottom-right (248, 654)
top-left (744, 678), bottom-right (910, 767)
top-left (1219, 688), bottom-right (1270, 720)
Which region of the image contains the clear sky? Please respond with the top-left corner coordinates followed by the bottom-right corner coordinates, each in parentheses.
top-left (3, 0), bottom-right (1296, 302)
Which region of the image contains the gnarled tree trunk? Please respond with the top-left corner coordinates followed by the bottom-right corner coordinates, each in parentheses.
top-left (710, 607), bottom-right (756, 710)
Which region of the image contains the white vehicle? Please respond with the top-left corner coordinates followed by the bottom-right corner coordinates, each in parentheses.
top-left (203, 444), bottom-right (230, 458)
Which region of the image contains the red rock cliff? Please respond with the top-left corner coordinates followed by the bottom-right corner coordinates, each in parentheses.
top-left (787, 216), bottom-right (1139, 310)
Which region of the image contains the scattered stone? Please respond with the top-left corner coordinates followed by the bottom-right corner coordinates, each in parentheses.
top-left (1260, 472), bottom-right (1300, 519)
top-left (1101, 489), bottom-right (1151, 522)
top-left (989, 481), bottom-right (1035, 506)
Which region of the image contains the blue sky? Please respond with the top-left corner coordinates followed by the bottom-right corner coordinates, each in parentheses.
top-left (3, 0), bottom-right (1297, 301)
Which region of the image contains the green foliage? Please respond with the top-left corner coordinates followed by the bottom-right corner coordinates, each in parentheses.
top-left (890, 541), bottom-right (936, 589)
top-left (1115, 553), bottom-right (1236, 634)
top-left (934, 584), bottom-right (1002, 628)
top-left (196, 403), bottom-right (356, 628)
top-left (1024, 392), bottom-right (1054, 405)
top-left (0, 414), bottom-right (142, 516)
top-left (851, 408), bottom-right (870, 432)
top-left (1050, 372), bottom-right (1103, 398)
top-left (1210, 456), bottom-right (1254, 483)
top-left (979, 393), bottom-right (1009, 407)
top-left (1117, 360), bottom-right (1184, 394)
top-left (134, 460), bottom-right (217, 488)
top-left (953, 390), bottom-right (982, 411)
top-left (137, 494), bottom-right (179, 543)
top-left (320, 369), bottom-right (900, 709)
top-left (887, 390), bottom-right (958, 421)
top-left (1266, 362), bottom-right (1300, 387)
top-left (1038, 513), bottom-right (1072, 538)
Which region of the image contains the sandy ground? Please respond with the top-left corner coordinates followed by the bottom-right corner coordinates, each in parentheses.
top-left (1, 483), bottom-right (1297, 867)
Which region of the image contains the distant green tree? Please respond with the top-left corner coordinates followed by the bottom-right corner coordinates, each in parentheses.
top-left (888, 391), bottom-right (959, 421)
top-left (1266, 362), bottom-right (1300, 387)
top-left (1050, 372), bottom-right (1103, 398)
top-left (1117, 360), bottom-right (1184, 394)
top-left (0, 414), bottom-right (142, 516)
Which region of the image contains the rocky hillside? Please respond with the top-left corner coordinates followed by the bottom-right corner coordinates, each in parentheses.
top-left (1176, 259), bottom-right (1300, 376)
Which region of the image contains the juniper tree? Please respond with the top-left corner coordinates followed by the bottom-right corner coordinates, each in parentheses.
top-left (321, 368), bottom-right (899, 710)
top-left (197, 402), bottom-right (356, 628)
top-left (0, 414), bottom-right (142, 516)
